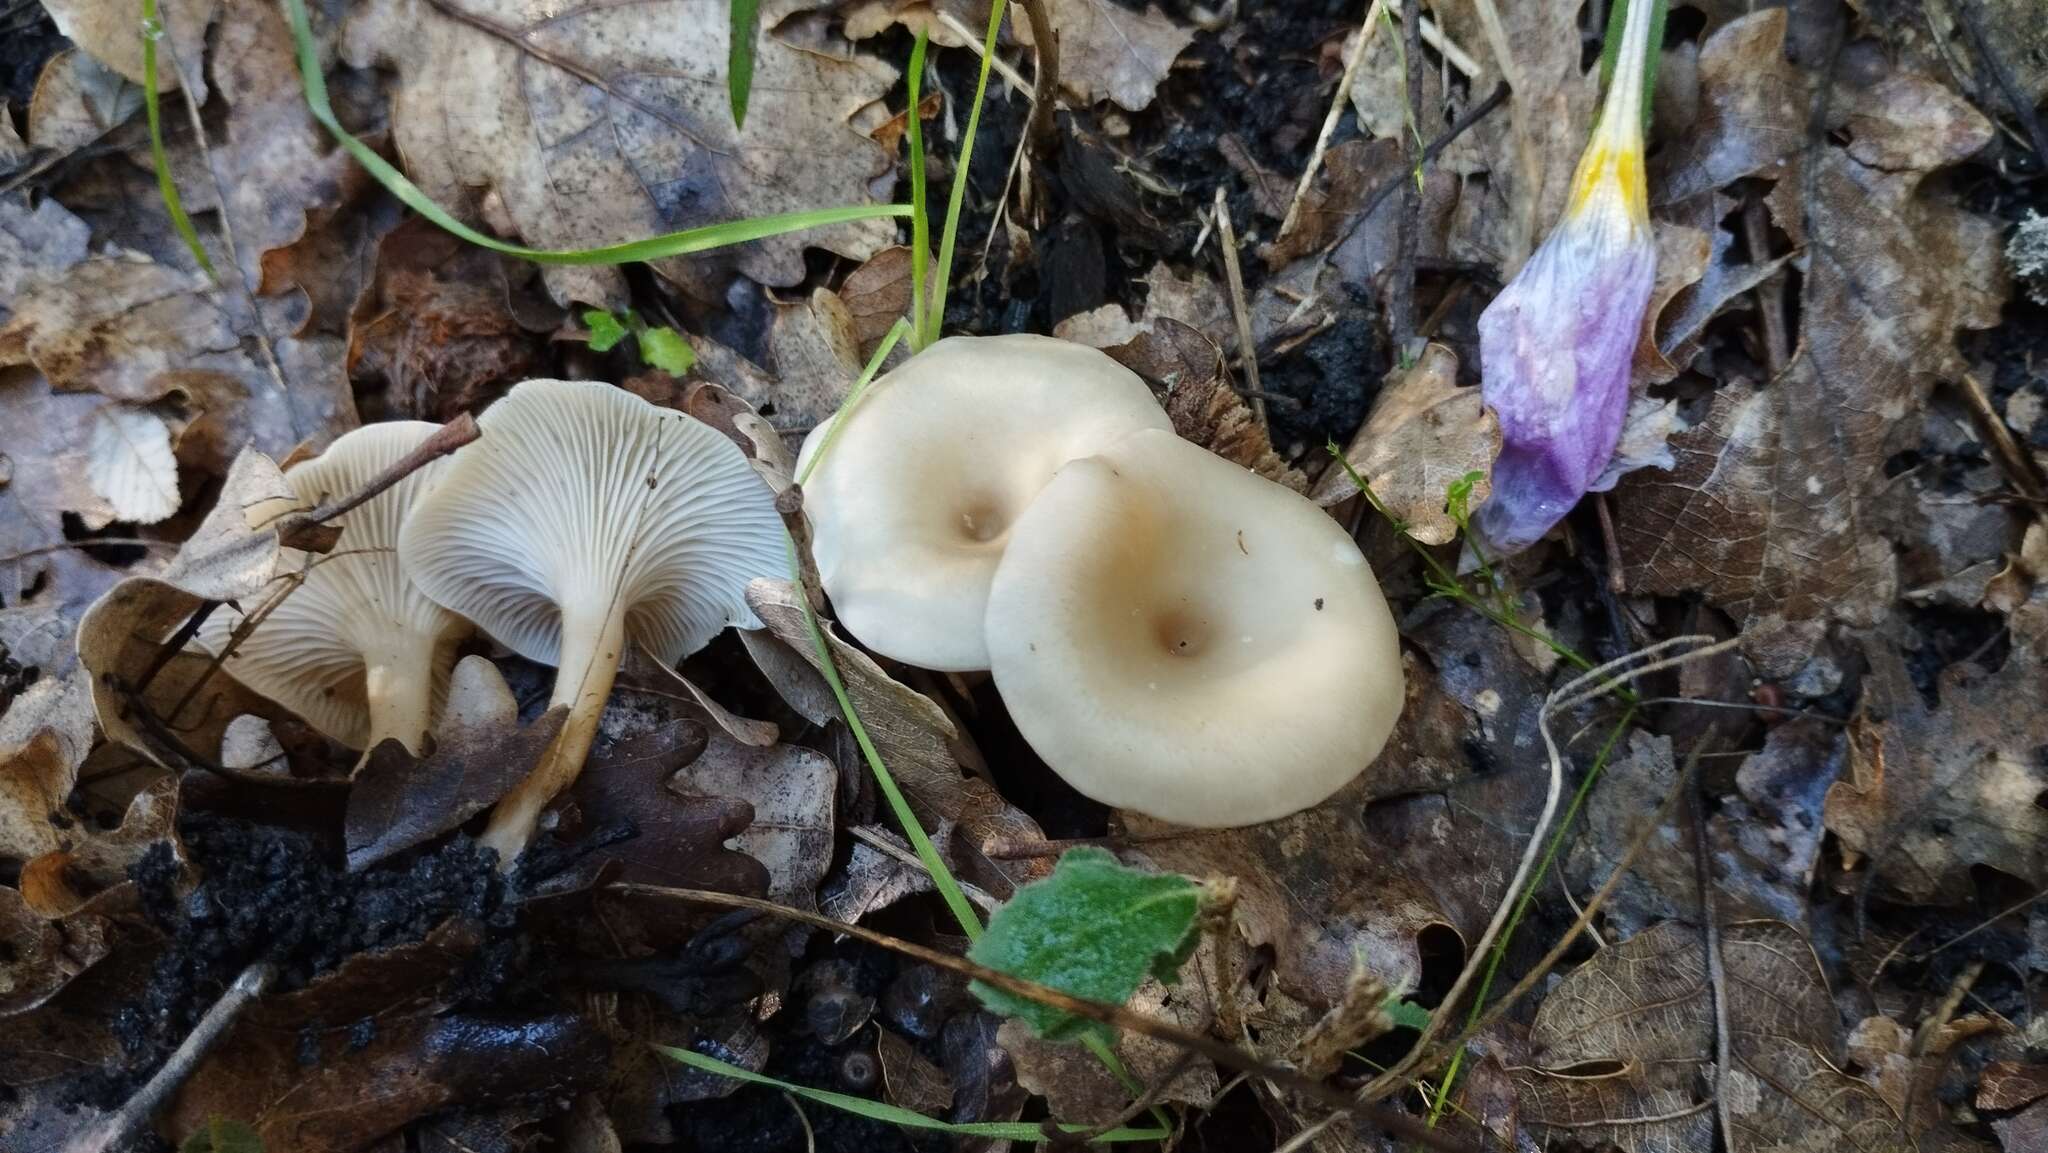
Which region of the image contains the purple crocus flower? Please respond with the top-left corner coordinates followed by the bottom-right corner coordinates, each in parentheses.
top-left (1474, 0), bottom-right (1660, 556)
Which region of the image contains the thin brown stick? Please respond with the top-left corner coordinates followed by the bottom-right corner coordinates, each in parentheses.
top-left (1279, 0), bottom-right (1387, 241)
top-left (1687, 765), bottom-right (1734, 1152)
top-left (1211, 186), bottom-right (1267, 431)
top-left (1353, 82), bottom-right (1509, 226)
top-left (276, 412), bottom-right (481, 549)
top-left (61, 961), bottom-right (276, 1153)
top-left (1742, 199), bottom-right (1791, 376)
top-left (1951, 371), bottom-right (2048, 503)
top-left (1389, 0), bottom-right (1424, 352)
top-left (609, 882), bottom-right (1489, 1153)
top-left (1595, 493), bottom-right (1627, 595)
top-left (1017, 0), bottom-right (1060, 160)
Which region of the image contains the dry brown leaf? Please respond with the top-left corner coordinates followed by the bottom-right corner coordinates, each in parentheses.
top-left (1635, 220), bottom-right (1713, 384)
top-left (1653, 191), bottom-right (1796, 373)
top-left (1013, 0), bottom-right (1194, 112)
top-left (1163, 363), bottom-right (1308, 493)
top-left (0, 886), bottom-right (110, 1016)
top-left (0, 194), bottom-right (91, 303)
top-left (838, 246), bottom-right (936, 359)
top-left (745, 578), bottom-right (1048, 895)
top-left (672, 732), bottom-right (835, 906)
top-left (151, 0), bottom-right (369, 289)
top-left (1430, 0), bottom-right (1596, 272)
top-left (42, 0), bottom-right (214, 95)
top-left (1616, 72), bottom-right (2005, 676)
top-left (820, 835), bottom-right (936, 923)
top-left (1313, 343), bottom-right (1497, 544)
top-left (0, 690), bottom-right (96, 864)
top-left (18, 775), bottom-right (183, 917)
top-left (1822, 641), bottom-right (2048, 904)
top-left (877, 1026), bottom-right (955, 1115)
top-left (84, 403), bottom-right (181, 524)
top-left (1651, 10), bottom-right (1808, 205)
top-left (340, 0), bottom-right (899, 305)
top-left (761, 286), bottom-right (864, 433)
top-left (998, 978), bottom-right (1217, 1124)
top-left (25, 49), bottom-right (141, 157)
top-left (1514, 920), bottom-right (1987, 1153)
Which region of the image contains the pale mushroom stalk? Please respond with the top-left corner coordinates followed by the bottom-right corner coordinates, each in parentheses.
top-left (196, 421), bottom-right (471, 764)
top-left (401, 379), bottom-right (786, 870)
top-left (358, 629), bottom-right (452, 755)
top-left (477, 600), bottom-right (626, 859)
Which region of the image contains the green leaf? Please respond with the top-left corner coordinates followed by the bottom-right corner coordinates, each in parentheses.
top-left (656, 1044), bottom-right (1165, 1142)
top-left (966, 847), bottom-right (1200, 1043)
top-left (636, 325), bottom-right (696, 374)
top-left (1383, 998), bottom-right (1433, 1032)
top-left (727, 0), bottom-right (760, 129)
top-left (583, 309), bottom-right (628, 352)
top-left (180, 1118), bottom-right (263, 1153)
top-left (1445, 469), bottom-right (1485, 527)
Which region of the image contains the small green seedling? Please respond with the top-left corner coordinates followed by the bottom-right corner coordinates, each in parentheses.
top-left (581, 309), bottom-right (696, 375)
top-left (180, 1118), bottom-right (263, 1153)
top-left (966, 847), bottom-right (1202, 1044)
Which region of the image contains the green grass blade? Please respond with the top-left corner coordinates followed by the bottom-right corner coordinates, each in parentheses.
top-left (781, 533), bottom-right (983, 938)
top-left (924, 0), bottom-right (1007, 347)
top-left (656, 1046), bottom-right (1167, 1141)
top-left (905, 27), bottom-right (931, 348)
top-left (141, 0), bottom-right (213, 278)
top-left (727, 0), bottom-right (760, 128)
top-left (794, 317), bottom-right (909, 488)
top-left (282, 0), bottom-right (909, 265)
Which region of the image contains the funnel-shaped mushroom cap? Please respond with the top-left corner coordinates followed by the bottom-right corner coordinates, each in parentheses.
top-left (398, 379), bottom-right (786, 668)
top-left (198, 421), bottom-right (470, 753)
top-left (796, 334), bottom-right (1171, 671)
top-left (986, 429), bottom-right (1404, 827)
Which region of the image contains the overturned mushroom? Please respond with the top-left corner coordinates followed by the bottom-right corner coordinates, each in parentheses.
top-left (985, 428), bottom-right (1403, 827)
top-left (197, 422), bottom-right (470, 760)
top-left (399, 379), bottom-right (785, 864)
top-left (796, 334), bottom-right (1171, 671)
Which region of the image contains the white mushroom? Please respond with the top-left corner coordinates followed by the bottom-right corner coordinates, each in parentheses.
top-left (398, 379), bottom-right (785, 863)
top-left (795, 334), bottom-right (1171, 671)
top-left (984, 428), bottom-right (1404, 827)
top-left (198, 421), bottom-right (470, 760)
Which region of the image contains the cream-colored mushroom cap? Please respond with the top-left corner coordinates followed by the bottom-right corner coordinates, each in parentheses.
top-left (985, 428), bottom-right (1403, 827)
top-left (796, 334), bottom-right (1171, 671)
top-left (198, 421), bottom-right (470, 757)
top-left (398, 379), bottom-right (785, 862)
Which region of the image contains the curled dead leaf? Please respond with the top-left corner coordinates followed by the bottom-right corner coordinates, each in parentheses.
top-left (1313, 343), bottom-right (1498, 545)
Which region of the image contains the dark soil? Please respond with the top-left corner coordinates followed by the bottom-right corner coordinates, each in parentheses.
top-left (108, 815), bottom-right (531, 1093)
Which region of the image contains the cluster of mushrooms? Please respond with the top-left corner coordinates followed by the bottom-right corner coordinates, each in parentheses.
top-left (203, 336), bottom-right (1404, 865)
top-left (799, 335), bottom-right (1404, 828)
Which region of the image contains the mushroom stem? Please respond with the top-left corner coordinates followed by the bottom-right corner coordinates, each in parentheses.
top-left (478, 601), bottom-right (628, 866)
top-left (359, 630), bottom-right (446, 759)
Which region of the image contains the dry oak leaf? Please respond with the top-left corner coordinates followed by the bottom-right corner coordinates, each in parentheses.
top-left (1313, 342), bottom-right (1498, 544)
top-left (339, 0), bottom-right (899, 306)
top-left (1650, 10), bottom-right (1809, 205)
top-left (672, 732), bottom-right (835, 906)
top-left (1514, 919), bottom-right (1986, 1153)
top-left (41, 0), bottom-right (214, 96)
top-left (745, 578), bottom-right (1049, 895)
top-left (24, 49), bottom-right (142, 158)
top-left (0, 886), bottom-right (110, 1016)
top-left (1011, 0), bottom-right (1193, 112)
top-left (1822, 641), bottom-right (2048, 905)
top-left (18, 775), bottom-right (183, 917)
top-left (1616, 73), bottom-right (2005, 677)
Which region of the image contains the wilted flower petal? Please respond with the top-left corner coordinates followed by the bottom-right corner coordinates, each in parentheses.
top-left (1475, 0), bottom-right (1661, 556)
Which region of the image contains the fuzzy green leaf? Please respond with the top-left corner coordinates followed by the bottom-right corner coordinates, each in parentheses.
top-left (967, 847), bottom-right (1200, 1043)
top-left (636, 325), bottom-right (696, 374)
top-left (583, 309), bottom-right (629, 352)
top-left (181, 1118), bottom-right (263, 1153)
